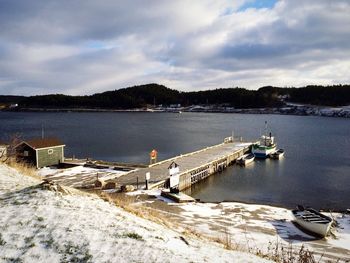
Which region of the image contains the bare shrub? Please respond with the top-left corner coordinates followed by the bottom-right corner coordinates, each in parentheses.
top-left (220, 227), bottom-right (236, 250)
top-left (255, 240), bottom-right (321, 263)
top-left (1, 133), bottom-right (22, 163)
top-left (0, 134), bottom-right (42, 180)
top-left (0, 147), bottom-right (6, 161)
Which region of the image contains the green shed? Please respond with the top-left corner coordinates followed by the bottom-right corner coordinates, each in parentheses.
top-left (15, 138), bottom-right (65, 168)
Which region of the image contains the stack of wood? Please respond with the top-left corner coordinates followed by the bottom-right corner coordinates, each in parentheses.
top-left (40, 179), bottom-right (69, 194)
top-left (120, 185), bottom-right (135, 192)
top-left (94, 179), bottom-right (116, 190)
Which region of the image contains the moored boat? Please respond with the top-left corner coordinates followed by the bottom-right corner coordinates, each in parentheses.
top-left (292, 206), bottom-right (333, 237)
top-left (270, 149), bottom-right (285, 159)
top-left (252, 135), bottom-right (276, 158)
top-left (237, 153), bottom-right (255, 166)
top-left (252, 121), bottom-right (277, 158)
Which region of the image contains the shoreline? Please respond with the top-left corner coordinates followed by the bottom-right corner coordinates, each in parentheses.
top-left (2, 105), bottom-right (350, 118)
top-left (124, 189), bottom-right (350, 262)
top-left (195, 199), bottom-right (349, 214)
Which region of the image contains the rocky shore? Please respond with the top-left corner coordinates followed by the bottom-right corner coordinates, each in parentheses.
top-left (3, 104), bottom-right (350, 118)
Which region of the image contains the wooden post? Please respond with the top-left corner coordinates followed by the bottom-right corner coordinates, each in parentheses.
top-left (136, 177), bottom-right (139, 190)
top-left (145, 172), bottom-right (150, 190)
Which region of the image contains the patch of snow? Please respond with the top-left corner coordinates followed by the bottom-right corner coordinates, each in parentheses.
top-left (0, 164), bottom-right (269, 262)
top-left (158, 201), bottom-right (350, 261)
top-left (38, 165), bottom-right (126, 179)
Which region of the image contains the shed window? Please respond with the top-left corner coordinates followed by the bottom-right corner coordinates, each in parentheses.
top-left (48, 149), bottom-right (53, 155)
top-left (24, 151), bottom-right (29, 157)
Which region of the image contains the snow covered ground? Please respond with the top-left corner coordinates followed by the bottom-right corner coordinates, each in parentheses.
top-left (133, 190), bottom-right (350, 262)
top-left (284, 103), bottom-right (350, 118)
top-left (37, 166), bottom-right (127, 188)
top-left (0, 164), bottom-right (269, 263)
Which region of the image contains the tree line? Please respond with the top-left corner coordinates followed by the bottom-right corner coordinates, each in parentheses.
top-left (1, 84), bottom-right (349, 109)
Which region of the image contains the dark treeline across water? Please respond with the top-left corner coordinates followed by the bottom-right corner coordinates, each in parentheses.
top-left (1, 84), bottom-right (350, 109)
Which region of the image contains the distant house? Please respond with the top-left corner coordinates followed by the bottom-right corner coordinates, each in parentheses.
top-left (9, 104), bottom-right (18, 108)
top-left (15, 138), bottom-right (65, 168)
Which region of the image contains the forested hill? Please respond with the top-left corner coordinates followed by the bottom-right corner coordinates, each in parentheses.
top-left (1, 84), bottom-right (350, 109)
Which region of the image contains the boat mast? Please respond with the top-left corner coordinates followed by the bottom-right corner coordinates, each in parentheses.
top-left (264, 121), bottom-right (267, 145)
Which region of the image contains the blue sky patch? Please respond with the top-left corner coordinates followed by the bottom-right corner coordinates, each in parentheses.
top-left (85, 41), bottom-right (108, 50)
top-left (238, 0), bottom-right (278, 12)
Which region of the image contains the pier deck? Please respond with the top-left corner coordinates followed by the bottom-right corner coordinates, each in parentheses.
top-left (110, 141), bottom-right (252, 191)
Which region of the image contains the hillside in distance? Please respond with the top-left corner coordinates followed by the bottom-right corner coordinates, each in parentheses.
top-left (1, 84), bottom-right (350, 109)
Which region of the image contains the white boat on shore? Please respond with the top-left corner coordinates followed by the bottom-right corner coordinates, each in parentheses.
top-left (237, 153), bottom-right (255, 166)
top-left (270, 149), bottom-right (285, 159)
top-left (292, 206), bottom-right (333, 237)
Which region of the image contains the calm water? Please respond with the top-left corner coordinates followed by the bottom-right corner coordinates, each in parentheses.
top-left (1, 111), bottom-right (349, 210)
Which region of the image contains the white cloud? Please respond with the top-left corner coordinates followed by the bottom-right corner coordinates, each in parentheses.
top-left (0, 0), bottom-right (349, 95)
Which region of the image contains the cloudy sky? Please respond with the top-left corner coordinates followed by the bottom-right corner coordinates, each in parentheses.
top-left (0, 0), bottom-right (349, 95)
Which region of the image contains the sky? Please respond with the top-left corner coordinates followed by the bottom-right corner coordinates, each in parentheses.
top-left (0, 0), bottom-right (349, 96)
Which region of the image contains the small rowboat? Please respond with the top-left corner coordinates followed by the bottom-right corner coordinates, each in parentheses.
top-left (237, 153), bottom-right (255, 166)
top-left (270, 149), bottom-right (285, 159)
top-left (292, 206), bottom-right (333, 237)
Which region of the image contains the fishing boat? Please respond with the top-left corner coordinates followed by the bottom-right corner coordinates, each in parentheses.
top-left (270, 149), bottom-right (285, 159)
top-left (237, 153), bottom-right (255, 166)
top-left (252, 134), bottom-right (276, 158)
top-left (252, 121), bottom-right (277, 158)
top-left (292, 206), bottom-right (333, 237)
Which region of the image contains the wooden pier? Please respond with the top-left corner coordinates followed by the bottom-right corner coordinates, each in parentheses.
top-left (109, 139), bottom-right (253, 191)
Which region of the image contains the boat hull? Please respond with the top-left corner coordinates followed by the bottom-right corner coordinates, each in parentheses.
top-left (238, 154), bottom-right (255, 166)
top-left (237, 153), bottom-right (255, 166)
top-left (292, 209), bottom-right (332, 237)
top-left (252, 145), bottom-right (276, 158)
top-left (243, 157), bottom-right (254, 166)
top-left (270, 149), bottom-right (285, 159)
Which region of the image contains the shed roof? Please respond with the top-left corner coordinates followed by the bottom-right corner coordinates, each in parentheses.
top-left (23, 138), bottom-right (65, 150)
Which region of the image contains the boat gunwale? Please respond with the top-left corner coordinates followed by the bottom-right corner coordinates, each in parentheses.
top-left (292, 209), bottom-right (332, 224)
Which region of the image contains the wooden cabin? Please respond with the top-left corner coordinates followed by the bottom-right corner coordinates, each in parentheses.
top-left (15, 138), bottom-right (65, 168)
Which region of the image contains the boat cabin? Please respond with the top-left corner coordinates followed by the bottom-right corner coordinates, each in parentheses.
top-left (260, 134), bottom-right (275, 146)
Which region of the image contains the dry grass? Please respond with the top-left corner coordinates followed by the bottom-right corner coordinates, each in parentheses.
top-left (5, 158), bottom-right (41, 180)
top-left (99, 192), bottom-right (178, 229)
top-left (221, 227), bottom-right (241, 250)
top-left (253, 239), bottom-right (326, 263)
